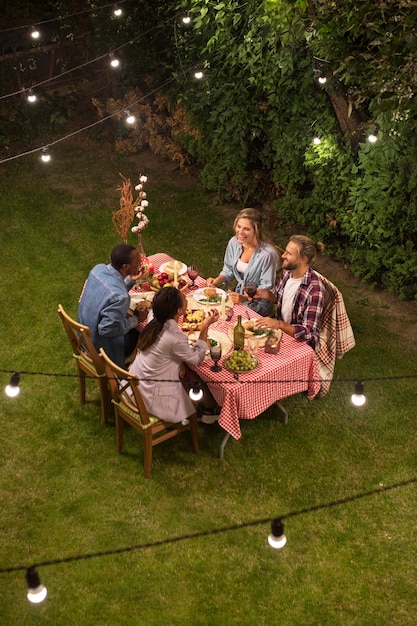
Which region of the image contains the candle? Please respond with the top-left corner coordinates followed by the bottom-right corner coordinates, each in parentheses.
top-left (221, 292), bottom-right (226, 319)
top-left (173, 260), bottom-right (178, 288)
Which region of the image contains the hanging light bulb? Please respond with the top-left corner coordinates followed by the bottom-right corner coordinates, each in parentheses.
top-left (367, 128), bottom-right (378, 143)
top-left (113, 5), bottom-right (122, 17)
top-left (26, 567), bottom-right (47, 604)
top-left (268, 518), bottom-right (287, 549)
top-left (189, 383), bottom-right (204, 402)
top-left (351, 381), bottom-right (366, 407)
top-left (182, 14), bottom-right (191, 25)
top-left (30, 26), bottom-right (40, 40)
top-left (318, 75), bottom-right (327, 85)
top-left (125, 110), bottom-right (136, 125)
top-left (41, 147), bottom-right (51, 163)
top-left (109, 53), bottom-right (120, 68)
top-left (313, 135), bottom-right (322, 145)
top-left (5, 372), bottom-right (20, 397)
top-left (194, 70), bottom-right (204, 80)
top-left (26, 89), bottom-right (37, 103)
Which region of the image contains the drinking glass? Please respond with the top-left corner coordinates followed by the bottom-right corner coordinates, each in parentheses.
top-left (187, 265), bottom-right (199, 289)
top-left (210, 344), bottom-right (222, 372)
top-left (247, 335), bottom-right (258, 356)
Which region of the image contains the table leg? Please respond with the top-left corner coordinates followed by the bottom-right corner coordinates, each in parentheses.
top-left (219, 432), bottom-right (231, 459)
top-left (275, 401), bottom-right (288, 425)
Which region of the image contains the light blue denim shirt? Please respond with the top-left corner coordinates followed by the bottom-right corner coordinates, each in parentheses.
top-left (77, 263), bottom-right (137, 367)
top-left (220, 237), bottom-right (279, 316)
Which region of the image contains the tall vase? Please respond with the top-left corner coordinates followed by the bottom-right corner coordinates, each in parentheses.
top-left (137, 232), bottom-right (146, 261)
top-left (135, 233), bottom-right (152, 284)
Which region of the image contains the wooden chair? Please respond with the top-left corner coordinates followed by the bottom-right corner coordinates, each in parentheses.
top-left (99, 348), bottom-right (199, 478)
top-left (57, 304), bottom-right (110, 424)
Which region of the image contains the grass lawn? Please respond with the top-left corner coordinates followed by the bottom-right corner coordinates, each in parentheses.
top-left (0, 138), bottom-right (416, 625)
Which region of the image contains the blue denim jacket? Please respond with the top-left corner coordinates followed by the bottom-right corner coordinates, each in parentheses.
top-left (77, 263), bottom-right (137, 367)
top-left (220, 237), bottom-right (279, 316)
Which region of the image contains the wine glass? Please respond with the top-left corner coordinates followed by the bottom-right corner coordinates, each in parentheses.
top-left (210, 344), bottom-right (222, 372)
top-left (187, 265), bottom-right (199, 289)
top-left (247, 335), bottom-right (258, 357)
top-left (244, 283), bottom-right (257, 300)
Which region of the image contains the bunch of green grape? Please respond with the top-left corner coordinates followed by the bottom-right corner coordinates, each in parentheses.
top-left (226, 349), bottom-right (256, 371)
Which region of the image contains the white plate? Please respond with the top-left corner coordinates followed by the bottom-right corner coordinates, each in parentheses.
top-left (193, 287), bottom-right (226, 304)
top-left (159, 260), bottom-right (187, 276)
top-left (129, 291), bottom-right (155, 313)
top-left (187, 329), bottom-right (232, 359)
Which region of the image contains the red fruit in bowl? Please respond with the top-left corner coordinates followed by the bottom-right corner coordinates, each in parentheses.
top-left (178, 279), bottom-right (186, 288)
top-left (159, 272), bottom-right (168, 280)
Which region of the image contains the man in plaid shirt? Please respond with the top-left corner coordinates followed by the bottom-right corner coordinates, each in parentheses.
top-left (253, 235), bottom-right (325, 349)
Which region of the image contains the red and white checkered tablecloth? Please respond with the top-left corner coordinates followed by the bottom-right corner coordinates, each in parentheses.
top-left (132, 253), bottom-right (321, 440)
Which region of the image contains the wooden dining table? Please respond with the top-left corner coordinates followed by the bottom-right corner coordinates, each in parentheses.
top-left (131, 252), bottom-right (321, 457)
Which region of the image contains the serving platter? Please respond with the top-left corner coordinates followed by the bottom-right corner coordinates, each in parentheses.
top-left (224, 353), bottom-right (259, 373)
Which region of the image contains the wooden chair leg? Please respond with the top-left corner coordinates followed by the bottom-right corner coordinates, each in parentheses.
top-left (143, 430), bottom-right (153, 478)
top-left (116, 414), bottom-right (124, 453)
top-left (189, 413), bottom-right (200, 454)
top-left (78, 369), bottom-right (87, 404)
top-left (98, 378), bottom-right (109, 424)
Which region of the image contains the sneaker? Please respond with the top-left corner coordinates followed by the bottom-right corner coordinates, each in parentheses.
top-left (200, 413), bottom-right (220, 425)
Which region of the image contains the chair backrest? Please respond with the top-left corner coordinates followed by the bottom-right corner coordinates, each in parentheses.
top-left (99, 348), bottom-right (153, 428)
top-left (57, 304), bottom-right (105, 376)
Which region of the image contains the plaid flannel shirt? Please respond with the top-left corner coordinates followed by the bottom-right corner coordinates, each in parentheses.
top-left (272, 268), bottom-right (325, 350)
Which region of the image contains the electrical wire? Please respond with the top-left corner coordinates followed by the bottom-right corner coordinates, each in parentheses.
top-left (0, 477), bottom-right (414, 575)
top-left (0, 1), bottom-right (130, 35)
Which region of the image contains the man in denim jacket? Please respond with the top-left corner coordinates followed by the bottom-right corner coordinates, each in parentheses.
top-left (78, 244), bottom-right (147, 367)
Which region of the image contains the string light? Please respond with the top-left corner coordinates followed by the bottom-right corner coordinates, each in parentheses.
top-left (40, 147), bottom-right (51, 163)
top-left (25, 567), bottom-right (47, 604)
top-left (30, 26), bottom-right (40, 40)
top-left (0, 1), bottom-right (130, 35)
top-left (268, 518), bottom-right (287, 549)
top-left (351, 380), bottom-right (366, 407)
top-left (194, 70), bottom-right (204, 80)
top-left (109, 53), bottom-right (120, 68)
top-left (313, 134), bottom-right (322, 145)
top-left (0, 477), bottom-right (413, 605)
top-left (26, 89), bottom-right (37, 103)
top-left (5, 372), bottom-right (20, 397)
top-left (125, 109), bottom-right (136, 125)
top-left (367, 128), bottom-right (379, 143)
top-left (189, 382), bottom-right (204, 402)
top-left (113, 5), bottom-right (123, 17)
top-left (182, 14), bottom-right (191, 25)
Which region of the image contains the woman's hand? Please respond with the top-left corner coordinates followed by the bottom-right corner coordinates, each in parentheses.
top-left (206, 277), bottom-right (216, 286)
top-left (202, 308), bottom-right (220, 328)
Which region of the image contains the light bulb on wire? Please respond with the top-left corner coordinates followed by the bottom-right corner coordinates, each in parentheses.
top-left (30, 27), bottom-right (40, 40)
top-left (113, 5), bottom-right (122, 17)
top-left (26, 567), bottom-right (47, 604)
top-left (109, 53), bottom-right (120, 68)
top-left (189, 383), bottom-right (204, 402)
top-left (194, 70), bottom-right (204, 80)
top-left (125, 110), bottom-right (136, 125)
top-left (5, 372), bottom-right (20, 397)
top-left (367, 128), bottom-right (378, 143)
top-left (26, 89), bottom-right (37, 103)
top-left (41, 148), bottom-right (51, 163)
top-left (268, 518), bottom-right (287, 549)
top-left (313, 135), bottom-right (322, 145)
top-left (182, 14), bottom-right (191, 25)
top-left (351, 381), bottom-right (366, 407)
